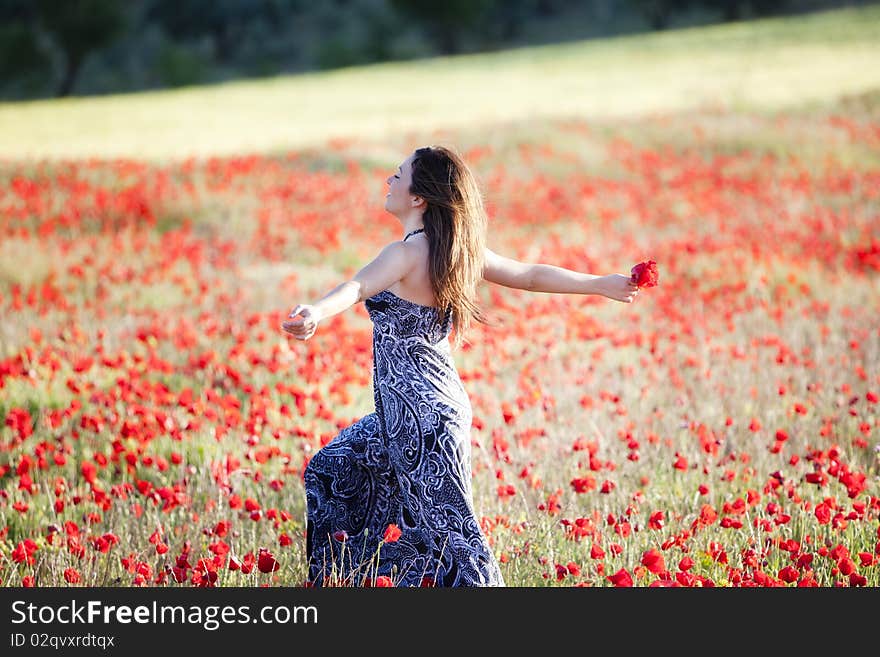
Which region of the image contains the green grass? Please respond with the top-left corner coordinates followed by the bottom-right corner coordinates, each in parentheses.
top-left (1, 6), bottom-right (879, 161)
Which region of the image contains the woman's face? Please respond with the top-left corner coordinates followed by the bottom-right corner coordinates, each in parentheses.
top-left (384, 153), bottom-right (420, 217)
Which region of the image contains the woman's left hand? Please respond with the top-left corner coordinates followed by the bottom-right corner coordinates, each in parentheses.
top-left (282, 304), bottom-right (322, 340)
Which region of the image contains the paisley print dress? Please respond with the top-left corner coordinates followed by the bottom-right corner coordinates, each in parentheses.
top-left (304, 233), bottom-right (504, 587)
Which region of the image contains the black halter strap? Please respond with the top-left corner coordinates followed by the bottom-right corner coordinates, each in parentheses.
top-left (403, 228), bottom-right (425, 241)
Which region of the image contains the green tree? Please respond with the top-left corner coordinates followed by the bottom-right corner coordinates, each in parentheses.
top-left (0, 1), bottom-right (51, 98)
top-left (627, 0), bottom-right (689, 30)
top-left (707, 0), bottom-right (792, 21)
top-left (390, 0), bottom-right (497, 54)
top-left (147, 0), bottom-right (282, 64)
top-left (33, 0), bottom-right (127, 96)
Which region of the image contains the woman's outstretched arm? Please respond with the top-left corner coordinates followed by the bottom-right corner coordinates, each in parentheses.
top-left (482, 247), bottom-right (639, 303)
top-left (282, 240), bottom-right (417, 340)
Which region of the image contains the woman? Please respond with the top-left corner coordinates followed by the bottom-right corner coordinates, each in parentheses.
top-left (282, 145), bottom-right (639, 587)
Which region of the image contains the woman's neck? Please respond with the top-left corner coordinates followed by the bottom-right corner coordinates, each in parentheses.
top-left (401, 219), bottom-right (424, 239)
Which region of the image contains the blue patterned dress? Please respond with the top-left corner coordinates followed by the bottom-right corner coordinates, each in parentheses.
top-left (304, 234), bottom-right (504, 587)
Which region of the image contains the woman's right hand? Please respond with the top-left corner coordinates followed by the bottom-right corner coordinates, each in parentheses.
top-left (282, 304), bottom-right (322, 340)
top-left (597, 274), bottom-right (640, 303)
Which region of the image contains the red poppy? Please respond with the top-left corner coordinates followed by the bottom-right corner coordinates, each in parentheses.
top-left (778, 566), bottom-right (799, 583)
top-left (382, 524), bottom-right (402, 543)
top-left (608, 568), bottom-right (633, 587)
top-left (648, 511), bottom-right (665, 530)
top-left (570, 476), bottom-right (596, 493)
top-left (81, 462), bottom-right (97, 485)
top-left (257, 548), bottom-right (279, 573)
top-left (641, 549), bottom-right (666, 574)
top-left (630, 260), bottom-right (659, 287)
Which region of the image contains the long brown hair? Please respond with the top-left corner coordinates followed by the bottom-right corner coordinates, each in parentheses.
top-left (409, 145), bottom-right (490, 349)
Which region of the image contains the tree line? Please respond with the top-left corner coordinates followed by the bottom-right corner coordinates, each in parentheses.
top-left (0, 0), bottom-right (868, 100)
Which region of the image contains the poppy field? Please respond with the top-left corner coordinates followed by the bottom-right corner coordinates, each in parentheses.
top-left (2, 93), bottom-right (879, 586)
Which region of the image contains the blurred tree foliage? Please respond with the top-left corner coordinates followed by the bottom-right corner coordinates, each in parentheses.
top-left (0, 0), bottom-right (870, 100)
top-left (390, 0), bottom-right (496, 54)
top-left (0, 0), bottom-right (127, 97)
top-left (627, 0), bottom-right (690, 29)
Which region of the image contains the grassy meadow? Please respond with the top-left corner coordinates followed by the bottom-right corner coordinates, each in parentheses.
top-left (0, 6), bottom-right (878, 587)
top-left (1, 5), bottom-right (880, 161)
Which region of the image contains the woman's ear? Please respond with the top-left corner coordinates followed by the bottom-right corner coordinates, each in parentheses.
top-left (411, 196), bottom-right (425, 207)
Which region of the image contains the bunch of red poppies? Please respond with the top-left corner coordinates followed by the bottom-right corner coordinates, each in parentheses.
top-left (631, 260), bottom-right (659, 287)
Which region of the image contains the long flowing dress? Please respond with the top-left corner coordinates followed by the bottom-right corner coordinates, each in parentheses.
top-left (304, 276), bottom-right (505, 587)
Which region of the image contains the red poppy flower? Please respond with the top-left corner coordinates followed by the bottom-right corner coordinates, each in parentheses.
top-left (778, 566), bottom-right (798, 583)
top-left (648, 511), bottom-right (665, 530)
top-left (383, 524), bottom-right (402, 543)
top-left (257, 548), bottom-right (279, 573)
top-left (81, 462), bottom-right (97, 485)
top-left (641, 549), bottom-right (666, 574)
top-left (630, 260), bottom-right (659, 287)
top-left (570, 476), bottom-right (596, 493)
top-left (849, 573), bottom-right (867, 587)
top-left (608, 568), bottom-right (633, 587)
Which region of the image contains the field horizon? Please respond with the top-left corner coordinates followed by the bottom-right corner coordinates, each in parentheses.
top-left (1, 5), bottom-right (879, 161)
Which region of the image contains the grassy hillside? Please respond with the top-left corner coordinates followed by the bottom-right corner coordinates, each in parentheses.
top-left (1, 5), bottom-right (879, 161)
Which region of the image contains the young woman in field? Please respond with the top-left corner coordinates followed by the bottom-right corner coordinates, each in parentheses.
top-left (282, 145), bottom-right (639, 587)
